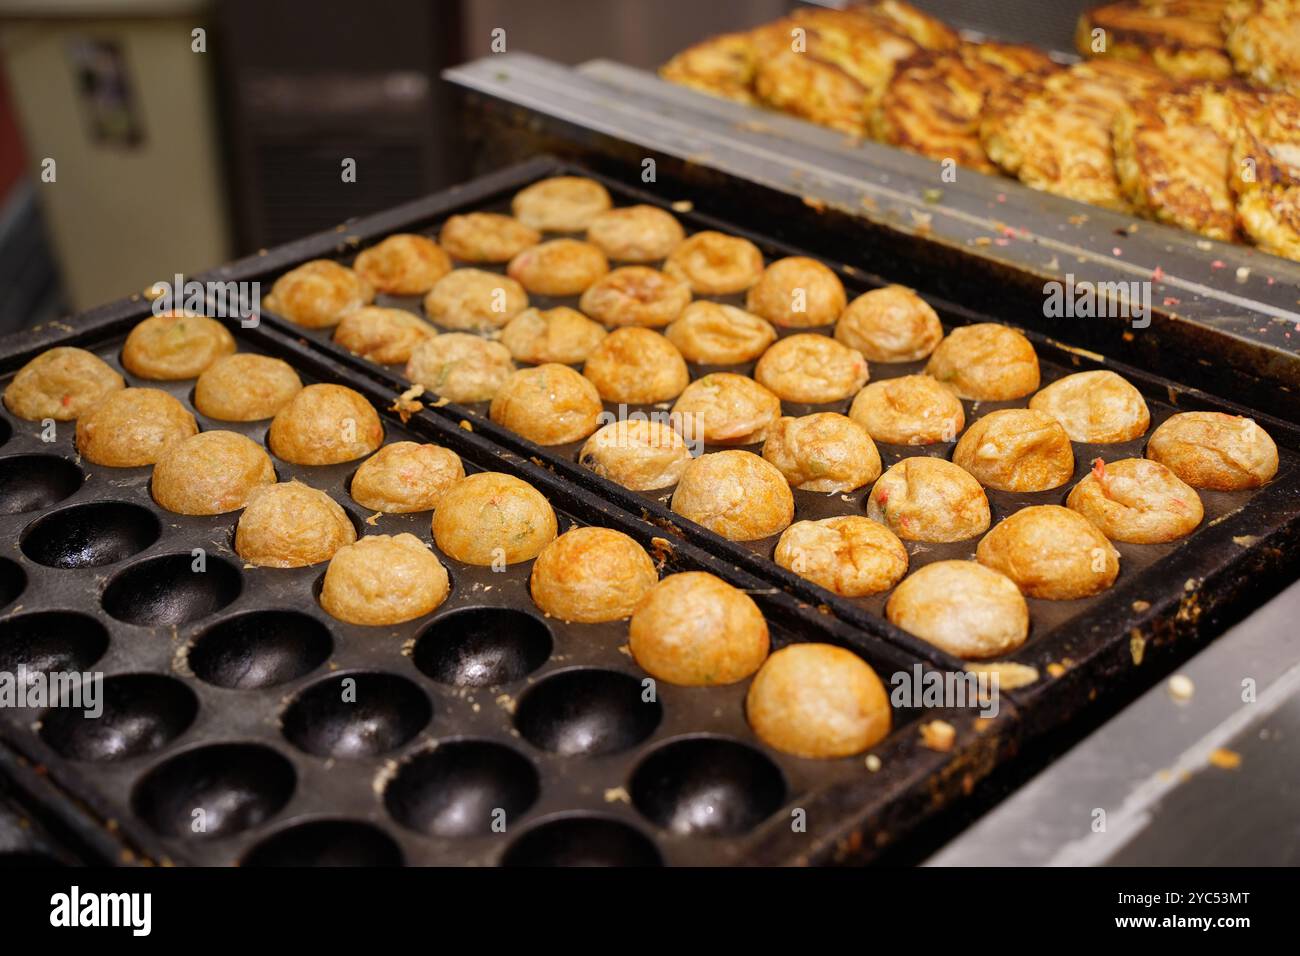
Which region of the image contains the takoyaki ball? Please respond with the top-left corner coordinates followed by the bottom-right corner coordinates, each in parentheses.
top-left (924, 323), bottom-right (1040, 400)
top-left (121, 313), bottom-right (235, 380)
top-left (194, 353), bottom-right (302, 421)
top-left (664, 301), bottom-right (776, 364)
top-left (349, 441), bottom-right (464, 513)
top-left (628, 571), bottom-right (769, 687)
top-left (438, 212), bottom-right (540, 263)
top-left (753, 334), bottom-right (869, 404)
top-left (578, 266), bottom-right (691, 328)
top-left (977, 505), bottom-right (1119, 601)
top-left (670, 372), bottom-right (782, 445)
top-left (1028, 370), bottom-right (1150, 443)
top-left (761, 413), bottom-right (881, 492)
top-left (405, 333), bottom-right (515, 404)
top-left (352, 233), bottom-right (452, 295)
top-left (745, 256), bottom-right (847, 329)
top-left (333, 306), bottom-right (435, 365)
top-left (774, 516), bottom-right (907, 597)
top-left (263, 259), bottom-right (374, 329)
top-left (582, 328), bottom-right (689, 404)
top-left (848, 375), bottom-right (965, 446)
top-left (432, 472), bottom-right (557, 566)
top-left (670, 450), bottom-right (794, 541)
top-left (3, 347), bottom-right (124, 421)
top-left (952, 408), bottom-right (1075, 492)
top-left (586, 205), bottom-right (685, 262)
top-left (886, 560), bottom-right (1029, 660)
top-left (529, 527), bottom-right (658, 623)
top-left (1066, 457), bottom-right (1203, 543)
top-left (499, 306), bottom-right (607, 365)
top-left (511, 175), bottom-right (612, 232)
top-left (151, 431), bottom-right (275, 515)
top-left (834, 285), bottom-right (943, 363)
top-left (663, 230), bottom-right (764, 295)
top-left (746, 643), bottom-right (891, 759)
top-left (578, 419), bottom-right (693, 491)
top-left (235, 480), bottom-right (355, 568)
top-left (489, 364), bottom-right (603, 445)
top-left (866, 456), bottom-right (990, 543)
top-left (268, 383), bottom-right (383, 466)
top-left (1146, 411), bottom-right (1279, 490)
top-left (320, 533), bottom-right (449, 627)
top-left (507, 239), bottom-right (609, 297)
top-left (423, 269), bottom-right (528, 331)
top-left (75, 388), bottom-right (198, 467)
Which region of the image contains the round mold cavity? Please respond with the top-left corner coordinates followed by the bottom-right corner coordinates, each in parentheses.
top-left (0, 557), bottom-right (25, 610)
top-left (629, 737), bottom-right (786, 837)
top-left (242, 820), bottom-right (403, 867)
top-left (40, 673), bottom-right (197, 763)
top-left (514, 669), bottom-right (661, 757)
top-left (501, 816), bottom-right (662, 867)
top-left (0, 611), bottom-right (109, 683)
top-left (189, 610), bottom-right (332, 690)
top-left (102, 553), bottom-right (241, 626)
top-left (282, 671), bottom-right (431, 759)
top-left (384, 740), bottom-right (539, 838)
top-left (412, 607), bottom-right (552, 687)
top-left (21, 501), bottom-right (160, 569)
top-left (0, 455), bottom-right (83, 516)
top-left (132, 743), bottom-right (295, 840)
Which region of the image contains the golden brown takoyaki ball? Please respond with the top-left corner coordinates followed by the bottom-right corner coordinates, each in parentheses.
top-left (511, 176), bottom-right (612, 231)
top-left (848, 375), bottom-right (965, 446)
top-left (332, 306), bottom-right (434, 366)
top-left (774, 516), bottom-right (908, 597)
top-left (670, 449), bottom-right (794, 541)
top-left (664, 301), bottom-right (776, 364)
top-left (582, 328), bottom-right (689, 404)
top-left (263, 259), bottom-right (374, 329)
top-left (866, 456), bottom-right (991, 542)
top-left (886, 561), bottom-right (1029, 660)
top-left (924, 323), bottom-right (1040, 400)
top-left (1066, 457), bottom-right (1203, 543)
top-left (268, 383), bottom-right (383, 466)
top-left (670, 372), bottom-right (782, 445)
top-left (422, 269), bottom-right (528, 331)
top-left (834, 285), bottom-right (943, 362)
top-left (761, 413), bottom-right (881, 492)
top-left (121, 313), bottom-right (236, 380)
top-left (405, 333), bottom-right (515, 404)
top-left (352, 233), bottom-right (452, 296)
top-left (489, 364), bottom-right (603, 445)
top-left (578, 419), bottom-right (693, 491)
top-left (3, 347), bottom-right (124, 421)
top-left (585, 205), bottom-right (685, 261)
top-left (349, 441), bottom-right (464, 514)
top-left (320, 533), bottom-right (449, 626)
top-left (151, 431), bottom-right (276, 515)
top-left (194, 353), bottom-right (302, 422)
top-left (753, 333), bottom-right (869, 403)
top-left (1146, 411), bottom-right (1279, 490)
top-left (952, 408), bottom-right (1075, 492)
top-left (663, 230), bottom-right (765, 295)
top-left (746, 643), bottom-right (891, 759)
top-left (75, 388), bottom-right (198, 467)
top-left (235, 480), bottom-right (356, 568)
top-left (432, 472), bottom-right (558, 566)
top-left (439, 212), bottom-right (541, 263)
top-left (977, 505), bottom-right (1119, 600)
top-left (745, 257), bottom-right (847, 329)
top-left (529, 527), bottom-right (658, 623)
top-left (499, 306), bottom-right (607, 365)
top-left (577, 266), bottom-right (691, 328)
top-left (507, 239), bottom-right (610, 297)
top-left (1028, 370), bottom-right (1150, 443)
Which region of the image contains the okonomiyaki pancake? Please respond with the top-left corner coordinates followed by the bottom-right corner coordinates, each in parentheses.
top-left (658, 30), bottom-right (759, 103)
top-left (1228, 89), bottom-right (1300, 259)
top-left (855, 0), bottom-right (960, 53)
top-left (1227, 0), bottom-right (1300, 94)
top-left (1076, 0), bottom-right (1233, 80)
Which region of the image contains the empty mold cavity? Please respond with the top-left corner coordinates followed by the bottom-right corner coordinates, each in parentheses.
top-left (0, 557), bottom-right (25, 610)
top-left (412, 607), bottom-right (551, 687)
top-left (102, 553), bottom-right (241, 626)
top-left (40, 673), bottom-right (197, 762)
top-left (242, 820), bottom-right (403, 867)
top-left (189, 611), bottom-right (331, 690)
top-left (501, 816), bottom-right (662, 867)
top-left (384, 740), bottom-right (539, 838)
top-left (0, 611), bottom-right (109, 683)
top-left (515, 669), bottom-right (661, 757)
top-left (282, 671), bottom-right (431, 759)
top-left (21, 501), bottom-right (160, 569)
top-left (0, 455), bottom-right (82, 515)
